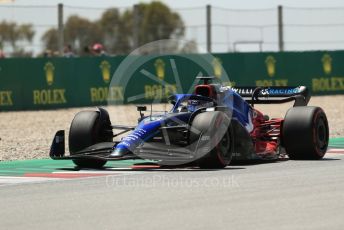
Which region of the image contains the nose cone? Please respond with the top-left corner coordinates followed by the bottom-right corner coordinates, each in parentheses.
top-left (112, 115), bottom-right (167, 157)
top-left (110, 146), bottom-right (129, 157)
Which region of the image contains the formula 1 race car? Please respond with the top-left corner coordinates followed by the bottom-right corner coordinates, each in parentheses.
top-left (50, 76), bottom-right (329, 169)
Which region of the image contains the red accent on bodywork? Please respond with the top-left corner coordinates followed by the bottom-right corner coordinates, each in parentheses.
top-left (250, 108), bottom-right (283, 157)
top-left (194, 85), bottom-right (217, 99)
top-left (131, 165), bottom-right (161, 170)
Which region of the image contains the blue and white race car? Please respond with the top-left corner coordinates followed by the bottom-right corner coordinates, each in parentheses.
top-left (50, 77), bottom-right (329, 168)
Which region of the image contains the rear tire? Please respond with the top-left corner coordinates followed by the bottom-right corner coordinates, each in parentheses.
top-left (282, 106), bottom-right (329, 160)
top-left (69, 110), bottom-right (112, 168)
top-left (190, 111), bottom-right (234, 169)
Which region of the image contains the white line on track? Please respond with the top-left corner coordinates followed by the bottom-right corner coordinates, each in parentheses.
top-left (0, 176), bottom-right (59, 186)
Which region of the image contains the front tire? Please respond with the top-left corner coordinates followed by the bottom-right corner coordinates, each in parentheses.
top-left (190, 111), bottom-right (234, 169)
top-left (282, 106), bottom-right (329, 160)
top-left (69, 110), bottom-right (112, 168)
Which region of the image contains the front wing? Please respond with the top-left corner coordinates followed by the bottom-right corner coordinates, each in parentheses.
top-left (49, 129), bottom-right (210, 165)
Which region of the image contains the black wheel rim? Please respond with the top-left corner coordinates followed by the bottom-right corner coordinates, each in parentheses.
top-left (218, 131), bottom-right (231, 159)
top-left (316, 117), bottom-right (328, 151)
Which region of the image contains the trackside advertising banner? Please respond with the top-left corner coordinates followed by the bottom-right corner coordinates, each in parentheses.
top-left (0, 51), bottom-right (343, 111)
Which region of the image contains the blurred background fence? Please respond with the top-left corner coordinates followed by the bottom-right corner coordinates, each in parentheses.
top-left (1, 3), bottom-right (344, 57)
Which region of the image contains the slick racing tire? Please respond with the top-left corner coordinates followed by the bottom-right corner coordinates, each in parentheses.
top-left (190, 111), bottom-right (234, 169)
top-left (282, 106), bottom-right (329, 160)
top-left (69, 110), bottom-right (112, 168)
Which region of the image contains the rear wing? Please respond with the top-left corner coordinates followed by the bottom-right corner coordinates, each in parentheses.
top-left (230, 86), bottom-right (310, 107)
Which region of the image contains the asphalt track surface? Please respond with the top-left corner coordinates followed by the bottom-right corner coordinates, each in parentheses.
top-left (0, 152), bottom-right (343, 230)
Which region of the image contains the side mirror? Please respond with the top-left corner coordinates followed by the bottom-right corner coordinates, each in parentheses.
top-left (137, 105), bottom-right (147, 112)
top-left (136, 105), bottom-right (147, 119)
